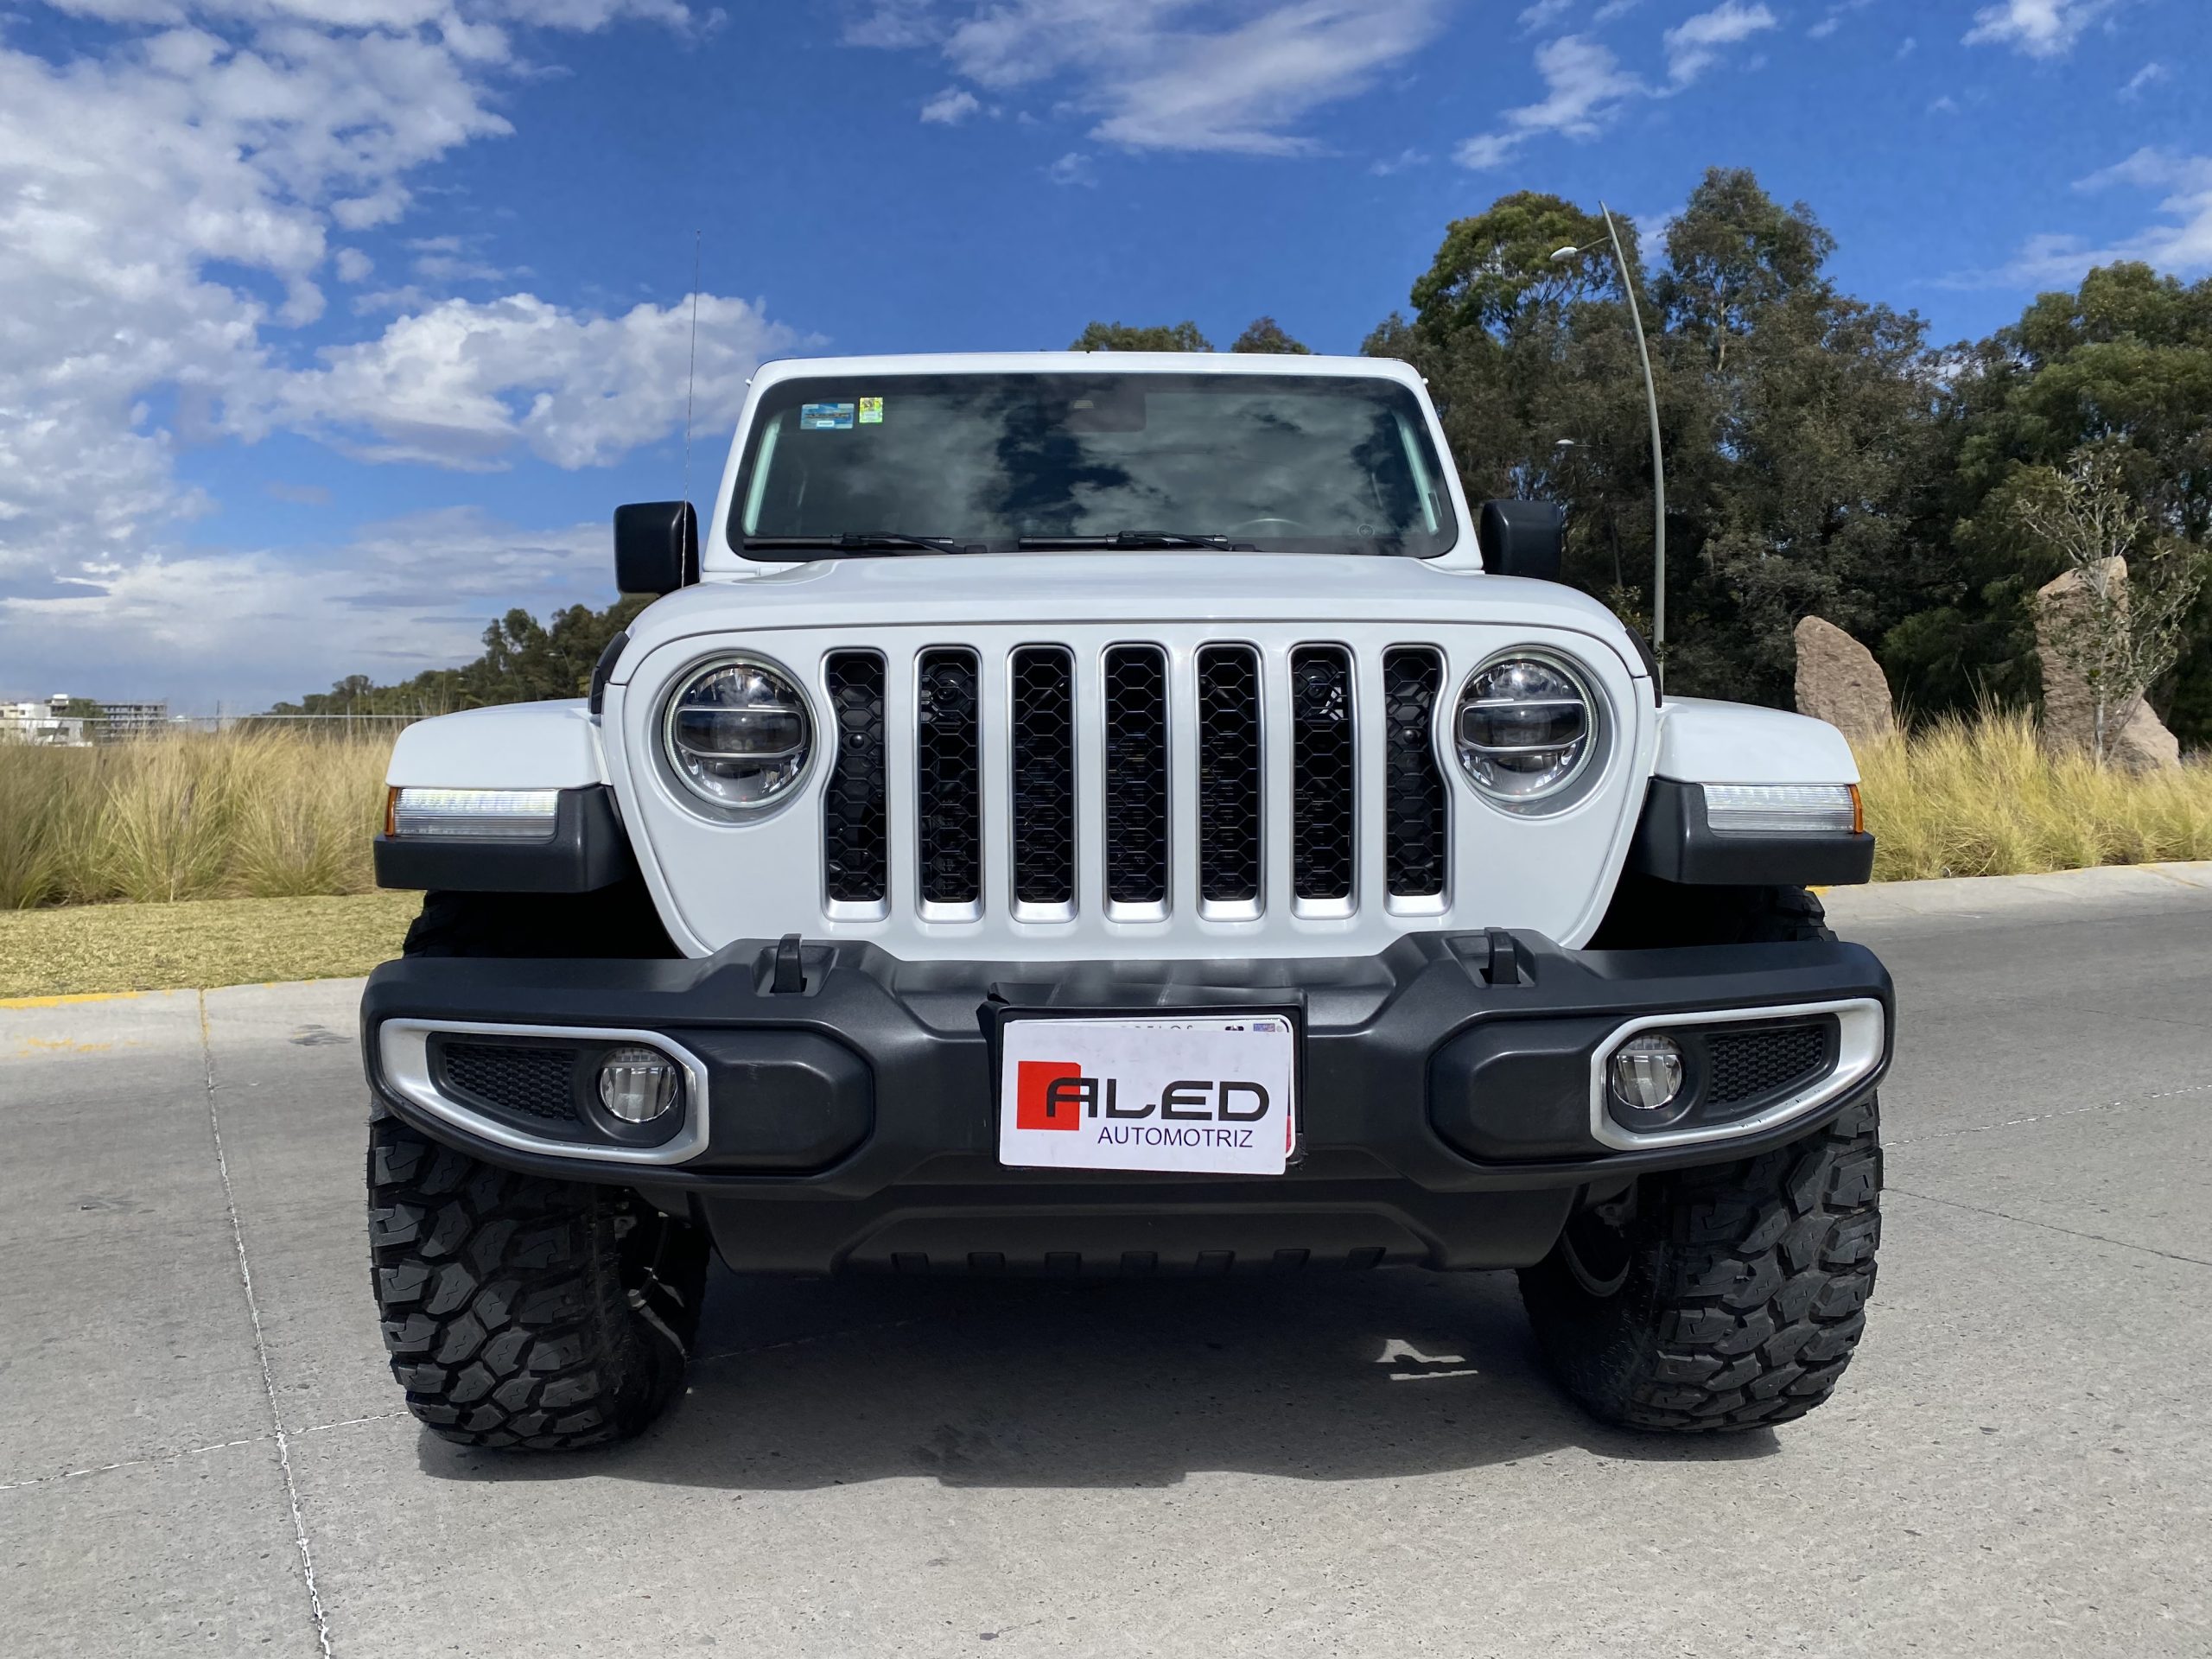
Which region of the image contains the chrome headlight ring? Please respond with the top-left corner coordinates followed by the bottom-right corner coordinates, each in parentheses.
top-left (1449, 648), bottom-right (1605, 813)
top-left (658, 652), bottom-right (817, 817)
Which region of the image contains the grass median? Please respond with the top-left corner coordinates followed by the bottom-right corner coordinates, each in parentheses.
top-left (3, 711), bottom-right (2209, 995)
top-left (0, 890), bottom-right (420, 1000)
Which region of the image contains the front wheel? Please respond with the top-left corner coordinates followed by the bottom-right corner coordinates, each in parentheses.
top-left (1520, 1095), bottom-right (1882, 1432)
top-left (367, 1111), bottom-right (709, 1450)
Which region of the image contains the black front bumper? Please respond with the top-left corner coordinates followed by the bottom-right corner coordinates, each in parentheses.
top-left (361, 931), bottom-right (1891, 1274)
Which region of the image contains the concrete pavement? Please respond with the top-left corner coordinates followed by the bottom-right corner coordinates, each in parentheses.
top-left (3, 867), bottom-right (2209, 1656)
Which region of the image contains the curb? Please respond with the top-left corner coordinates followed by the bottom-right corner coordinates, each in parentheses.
top-left (1822, 860), bottom-right (2212, 927)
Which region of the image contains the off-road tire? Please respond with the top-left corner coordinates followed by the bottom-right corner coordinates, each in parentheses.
top-left (1520, 1094), bottom-right (1881, 1432)
top-left (368, 1110), bottom-right (708, 1450)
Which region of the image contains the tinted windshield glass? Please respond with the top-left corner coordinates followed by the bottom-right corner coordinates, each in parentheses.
top-left (732, 372), bottom-right (1456, 557)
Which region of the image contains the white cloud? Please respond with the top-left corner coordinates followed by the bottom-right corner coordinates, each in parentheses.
top-left (1662, 1), bottom-right (1776, 86)
top-left (1967, 148), bottom-right (2212, 288)
top-left (1929, 92), bottom-right (1960, 114)
top-left (249, 291), bottom-right (798, 469)
top-left (1369, 145), bottom-right (1429, 175)
top-left (1045, 151), bottom-right (1097, 187)
top-left (1962, 0), bottom-right (2113, 59)
top-left (2119, 61), bottom-right (2168, 100)
top-left (0, 508), bottom-right (608, 709)
top-left (851, 0), bottom-right (1450, 156)
top-left (919, 85), bottom-right (981, 123)
top-left (0, 0), bottom-right (780, 611)
top-left (1454, 4), bottom-right (1773, 173)
top-left (1518, 0), bottom-right (1575, 33)
top-left (1453, 33), bottom-right (1641, 169)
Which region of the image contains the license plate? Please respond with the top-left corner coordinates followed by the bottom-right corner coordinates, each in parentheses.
top-left (997, 1013), bottom-right (1298, 1175)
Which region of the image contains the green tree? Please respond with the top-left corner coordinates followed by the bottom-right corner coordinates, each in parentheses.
top-left (1229, 317), bottom-right (1311, 353)
top-left (1368, 172), bottom-right (1941, 709)
top-left (1910, 263), bottom-right (2212, 741)
top-left (1070, 320), bottom-right (1212, 352)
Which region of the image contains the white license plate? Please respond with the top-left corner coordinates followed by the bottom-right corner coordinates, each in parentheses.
top-left (997, 1014), bottom-right (1298, 1175)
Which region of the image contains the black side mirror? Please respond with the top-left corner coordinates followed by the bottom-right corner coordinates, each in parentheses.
top-left (1478, 499), bottom-right (1565, 582)
top-left (613, 500), bottom-right (699, 595)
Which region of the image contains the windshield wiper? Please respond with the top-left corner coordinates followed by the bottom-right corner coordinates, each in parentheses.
top-left (1017, 531), bottom-right (1255, 550)
top-left (744, 532), bottom-right (982, 556)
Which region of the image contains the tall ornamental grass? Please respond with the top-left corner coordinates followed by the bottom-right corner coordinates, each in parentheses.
top-left (0, 731), bottom-right (390, 908)
top-left (2, 715), bottom-right (2208, 908)
top-left (1855, 709), bottom-right (2212, 881)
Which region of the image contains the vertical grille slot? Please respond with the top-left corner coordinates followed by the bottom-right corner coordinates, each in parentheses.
top-left (915, 647), bottom-right (982, 906)
top-left (1009, 646), bottom-right (1076, 907)
top-left (1103, 645), bottom-right (1170, 906)
top-left (822, 651), bottom-right (887, 905)
top-left (1289, 645), bottom-right (1356, 903)
top-left (1196, 645), bottom-right (1263, 906)
top-left (1382, 647), bottom-right (1447, 899)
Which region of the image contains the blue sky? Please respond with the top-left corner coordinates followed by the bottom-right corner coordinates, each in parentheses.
top-left (3, 0), bottom-right (2208, 709)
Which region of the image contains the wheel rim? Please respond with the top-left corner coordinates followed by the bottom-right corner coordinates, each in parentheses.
top-left (1558, 1207), bottom-right (1633, 1299)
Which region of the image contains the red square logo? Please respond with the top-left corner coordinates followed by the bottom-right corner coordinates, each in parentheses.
top-left (1016, 1060), bottom-right (1085, 1130)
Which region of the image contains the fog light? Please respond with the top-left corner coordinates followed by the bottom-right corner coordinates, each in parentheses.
top-left (1608, 1034), bottom-right (1684, 1112)
top-left (597, 1046), bottom-right (681, 1123)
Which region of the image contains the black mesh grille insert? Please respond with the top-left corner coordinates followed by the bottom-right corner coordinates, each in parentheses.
top-left (1707, 1023), bottom-right (1830, 1107)
top-left (822, 651), bottom-right (887, 904)
top-left (1197, 645), bottom-right (1263, 904)
top-left (1290, 645), bottom-right (1356, 901)
top-left (439, 1042), bottom-right (578, 1122)
top-left (1010, 646), bottom-right (1076, 906)
top-left (916, 647), bottom-right (982, 906)
top-left (1382, 647), bottom-right (1447, 898)
top-left (1103, 645), bottom-right (1170, 906)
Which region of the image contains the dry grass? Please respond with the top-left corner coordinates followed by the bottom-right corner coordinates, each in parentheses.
top-left (0, 731), bottom-right (389, 909)
top-left (1856, 709), bottom-right (2212, 880)
top-left (0, 890), bottom-right (420, 999)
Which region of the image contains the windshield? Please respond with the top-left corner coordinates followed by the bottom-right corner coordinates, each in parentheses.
top-left (731, 372), bottom-right (1457, 558)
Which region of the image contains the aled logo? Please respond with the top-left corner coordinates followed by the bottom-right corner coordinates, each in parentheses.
top-left (1015, 1059), bottom-right (1273, 1130)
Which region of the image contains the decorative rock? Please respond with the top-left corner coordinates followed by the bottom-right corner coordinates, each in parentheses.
top-left (1793, 616), bottom-right (1897, 745)
top-left (2035, 558), bottom-right (2183, 772)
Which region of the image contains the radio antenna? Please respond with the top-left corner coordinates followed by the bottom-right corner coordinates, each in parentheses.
top-left (682, 228), bottom-right (701, 506)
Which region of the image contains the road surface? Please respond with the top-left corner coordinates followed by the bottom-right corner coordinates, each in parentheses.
top-left (3, 865), bottom-right (2209, 1656)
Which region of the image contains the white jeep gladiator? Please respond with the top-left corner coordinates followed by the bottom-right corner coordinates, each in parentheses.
top-left (363, 352), bottom-right (1888, 1449)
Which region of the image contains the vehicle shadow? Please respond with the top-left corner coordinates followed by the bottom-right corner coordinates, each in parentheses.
top-left (416, 1265), bottom-right (1780, 1491)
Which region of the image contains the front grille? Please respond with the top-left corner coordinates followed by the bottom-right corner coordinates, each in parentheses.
top-left (1103, 645), bottom-right (1170, 906)
top-left (1707, 1022), bottom-right (1830, 1107)
top-left (1010, 646), bottom-right (1076, 906)
top-left (822, 651), bottom-right (887, 905)
top-left (1289, 645), bottom-right (1356, 902)
top-left (1197, 645), bottom-right (1263, 904)
top-left (1382, 647), bottom-right (1447, 899)
top-left (438, 1041), bottom-right (578, 1122)
top-left (916, 647), bottom-right (982, 906)
top-left (830, 639), bottom-right (1449, 924)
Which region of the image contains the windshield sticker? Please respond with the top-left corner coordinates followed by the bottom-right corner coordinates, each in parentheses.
top-left (801, 402), bottom-right (856, 431)
top-left (858, 396), bottom-right (884, 425)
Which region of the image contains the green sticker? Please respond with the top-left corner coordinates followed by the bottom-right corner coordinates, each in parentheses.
top-left (858, 396), bottom-right (884, 425)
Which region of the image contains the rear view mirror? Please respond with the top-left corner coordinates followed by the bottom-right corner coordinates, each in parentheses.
top-left (614, 500), bottom-right (699, 595)
top-left (1478, 499), bottom-right (1565, 582)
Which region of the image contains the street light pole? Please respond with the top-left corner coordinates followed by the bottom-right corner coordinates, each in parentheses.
top-left (1554, 202), bottom-right (1665, 686)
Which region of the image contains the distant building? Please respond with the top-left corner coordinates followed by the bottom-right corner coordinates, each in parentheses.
top-left (92, 699), bottom-right (170, 741)
top-left (0, 694), bottom-right (169, 745)
top-left (0, 696), bottom-right (88, 746)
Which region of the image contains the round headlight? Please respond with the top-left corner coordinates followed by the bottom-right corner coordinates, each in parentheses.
top-left (664, 657), bottom-right (813, 811)
top-left (1454, 654), bottom-right (1594, 804)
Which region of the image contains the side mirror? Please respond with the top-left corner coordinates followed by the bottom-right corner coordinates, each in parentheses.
top-left (1478, 499), bottom-right (1565, 582)
top-left (613, 500), bottom-right (699, 595)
